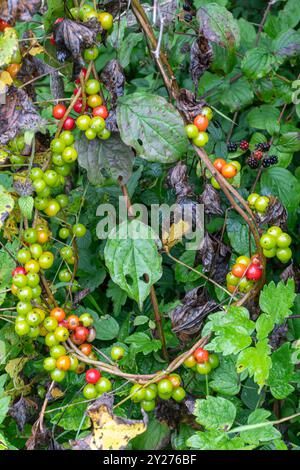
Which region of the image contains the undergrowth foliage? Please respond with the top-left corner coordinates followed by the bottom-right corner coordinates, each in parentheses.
top-left (0, 0), bottom-right (299, 451)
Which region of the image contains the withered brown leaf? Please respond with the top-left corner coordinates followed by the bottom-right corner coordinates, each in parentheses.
top-left (199, 183), bottom-right (223, 216)
top-left (256, 196), bottom-right (288, 230)
top-left (176, 88), bottom-right (206, 122)
top-left (0, 86), bottom-right (46, 145)
top-left (171, 286), bottom-right (217, 341)
top-left (190, 34), bottom-right (213, 90)
top-left (0, 0), bottom-right (44, 24)
top-left (9, 396), bottom-right (38, 433)
top-left (100, 60), bottom-right (125, 132)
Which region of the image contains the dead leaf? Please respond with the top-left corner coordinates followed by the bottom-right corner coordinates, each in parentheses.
top-left (9, 396), bottom-right (38, 432)
top-left (190, 34), bottom-right (213, 90)
top-left (0, 0), bottom-right (43, 24)
top-left (176, 88), bottom-right (206, 122)
top-left (100, 59), bottom-right (125, 131)
top-left (166, 162), bottom-right (194, 198)
top-left (0, 85), bottom-right (46, 145)
top-left (199, 183), bottom-right (223, 216)
top-left (26, 420), bottom-right (62, 450)
top-left (256, 196), bottom-right (287, 230)
top-left (162, 219), bottom-right (191, 250)
top-left (5, 356), bottom-right (31, 396)
top-left (71, 394), bottom-right (148, 450)
top-left (171, 287), bottom-right (217, 341)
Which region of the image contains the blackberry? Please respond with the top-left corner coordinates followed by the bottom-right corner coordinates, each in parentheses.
top-left (261, 142), bottom-right (271, 152)
top-left (247, 156), bottom-right (259, 169)
top-left (184, 13), bottom-right (193, 21)
top-left (227, 141), bottom-right (238, 152)
top-left (253, 150), bottom-right (263, 160)
top-left (262, 157), bottom-right (271, 168)
top-left (183, 3), bottom-right (192, 11)
top-left (240, 140), bottom-right (249, 151)
top-left (269, 155), bottom-right (278, 165)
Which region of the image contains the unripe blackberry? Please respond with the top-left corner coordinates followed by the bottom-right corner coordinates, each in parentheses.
top-left (247, 156), bottom-right (259, 169)
top-left (227, 141), bottom-right (238, 152)
top-left (253, 150), bottom-right (263, 160)
top-left (240, 140), bottom-right (249, 151)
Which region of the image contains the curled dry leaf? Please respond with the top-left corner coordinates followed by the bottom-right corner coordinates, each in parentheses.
top-left (72, 288), bottom-right (91, 308)
top-left (256, 196), bottom-right (288, 230)
top-left (166, 162), bottom-right (194, 198)
top-left (198, 232), bottom-right (229, 284)
top-left (190, 34), bottom-right (213, 90)
top-left (199, 183), bottom-right (223, 216)
top-left (71, 394), bottom-right (148, 450)
top-left (0, 0), bottom-right (44, 24)
top-left (100, 59), bottom-right (125, 132)
top-left (26, 420), bottom-right (62, 450)
top-left (9, 396), bottom-right (38, 433)
top-left (176, 88), bottom-right (206, 122)
top-left (155, 396), bottom-right (197, 429)
top-left (53, 19), bottom-right (101, 76)
top-left (171, 287), bottom-right (217, 341)
top-left (280, 263), bottom-right (300, 292)
top-left (0, 85), bottom-right (46, 145)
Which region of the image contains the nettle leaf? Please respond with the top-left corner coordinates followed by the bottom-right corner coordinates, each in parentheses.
top-left (237, 340), bottom-right (272, 389)
top-left (268, 343), bottom-right (295, 399)
top-left (209, 356), bottom-right (241, 396)
top-left (196, 4), bottom-right (240, 50)
top-left (125, 332), bottom-right (161, 355)
top-left (272, 29), bottom-right (300, 59)
top-left (241, 47), bottom-right (275, 80)
top-left (76, 133), bottom-right (134, 186)
top-left (18, 196), bottom-right (34, 220)
top-left (259, 279), bottom-right (296, 325)
top-left (0, 185), bottom-right (14, 229)
top-left (239, 409), bottom-right (281, 445)
top-left (206, 306), bottom-right (255, 355)
top-left (261, 168), bottom-right (300, 229)
top-left (220, 77), bottom-right (254, 112)
top-left (104, 220), bottom-right (162, 309)
top-left (0, 27), bottom-right (18, 68)
top-left (117, 92), bottom-right (188, 163)
top-left (193, 396), bottom-right (236, 431)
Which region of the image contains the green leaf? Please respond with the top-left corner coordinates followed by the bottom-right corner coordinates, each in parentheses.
top-left (119, 33), bottom-right (144, 68)
top-left (256, 313), bottom-right (274, 340)
top-left (94, 314), bottom-right (120, 341)
top-left (18, 196), bottom-right (34, 220)
top-left (76, 133), bottom-right (134, 186)
top-left (226, 213), bottom-right (256, 256)
top-left (187, 429), bottom-right (247, 450)
top-left (50, 398), bottom-right (90, 431)
top-left (0, 247), bottom-right (15, 306)
top-left (106, 280), bottom-right (127, 316)
top-left (0, 28), bottom-right (18, 68)
top-left (276, 132), bottom-right (300, 152)
top-left (209, 356), bottom-right (240, 396)
top-left (237, 340), bottom-right (272, 389)
top-left (0, 396), bottom-right (10, 425)
top-left (259, 279), bottom-right (296, 325)
top-left (268, 343), bottom-right (295, 399)
top-left (272, 29), bottom-right (300, 59)
top-left (104, 220), bottom-right (162, 309)
top-left (196, 4), bottom-right (240, 49)
top-left (193, 396), bottom-right (236, 431)
top-left (241, 47), bottom-right (275, 79)
top-left (117, 92), bottom-right (188, 163)
top-left (125, 332), bottom-right (161, 355)
top-left (206, 307), bottom-right (255, 355)
top-left (174, 250), bottom-right (202, 283)
top-left (220, 77), bottom-right (254, 112)
top-left (261, 168), bottom-right (300, 228)
top-left (239, 409), bottom-right (281, 445)
top-left (131, 416), bottom-right (170, 450)
top-left (247, 105), bottom-right (280, 131)
top-left (0, 185), bottom-right (14, 229)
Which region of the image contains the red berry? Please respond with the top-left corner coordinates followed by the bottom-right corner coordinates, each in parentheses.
top-left (73, 88), bottom-right (82, 96)
top-left (0, 19), bottom-right (11, 32)
top-left (85, 368), bottom-right (101, 384)
top-left (253, 150), bottom-right (263, 160)
top-left (59, 319), bottom-right (69, 328)
top-left (74, 326), bottom-right (89, 342)
top-left (53, 104), bottom-right (66, 119)
top-left (63, 117), bottom-right (75, 130)
top-left (193, 347), bottom-right (209, 363)
top-left (240, 140), bottom-right (249, 151)
top-left (54, 18), bottom-right (64, 25)
top-left (50, 35), bottom-right (56, 46)
top-left (75, 68), bottom-right (87, 84)
top-left (251, 254), bottom-right (262, 267)
top-left (12, 266), bottom-right (27, 277)
top-left (73, 99), bottom-right (85, 114)
top-left (92, 105), bottom-right (109, 119)
top-left (246, 263), bottom-right (262, 281)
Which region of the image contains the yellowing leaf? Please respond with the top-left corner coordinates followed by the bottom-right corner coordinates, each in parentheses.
top-left (72, 394), bottom-right (148, 450)
top-left (5, 357), bottom-right (31, 396)
top-left (0, 185), bottom-right (15, 229)
top-left (0, 27), bottom-right (18, 68)
top-left (0, 70), bottom-right (13, 94)
top-left (162, 219), bottom-right (191, 250)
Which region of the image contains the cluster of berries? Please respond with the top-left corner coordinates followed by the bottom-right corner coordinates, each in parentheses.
top-left (247, 193), bottom-right (269, 214)
top-left (226, 254), bottom-right (263, 294)
top-left (185, 107), bottom-right (213, 148)
top-left (228, 140), bottom-right (278, 169)
top-left (0, 20), bottom-right (22, 79)
top-left (183, 347), bottom-right (219, 375)
top-left (260, 226), bottom-right (292, 263)
top-left (211, 158), bottom-right (241, 189)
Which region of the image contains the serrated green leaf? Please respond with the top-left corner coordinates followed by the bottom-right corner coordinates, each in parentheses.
top-left (106, 280), bottom-right (127, 316)
top-left (239, 409), bottom-right (281, 445)
top-left (18, 196), bottom-right (34, 220)
top-left (268, 343), bottom-right (295, 399)
top-left (256, 313), bottom-right (274, 340)
top-left (220, 77), bottom-right (254, 112)
top-left (193, 396), bottom-right (236, 431)
top-left (119, 33), bottom-right (143, 68)
top-left (237, 340), bottom-right (272, 389)
top-left (50, 398), bottom-right (90, 431)
top-left (209, 356), bottom-right (240, 396)
top-left (259, 279), bottom-right (296, 325)
top-left (104, 220), bottom-right (162, 309)
top-left (94, 314), bottom-right (120, 341)
top-left (206, 306), bottom-right (255, 355)
top-left (117, 92), bottom-right (188, 163)
top-left (276, 132), bottom-right (300, 152)
top-left (241, 47), bottom-right (275, 79)
top-left (272, 29), bottom-right (300, 59)
top-left (247, 105), bottom-right (280, 131)
top-left (125, 332), bottom-right (161, 355)
top-left (187, 429), bottom-right (248, 450)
